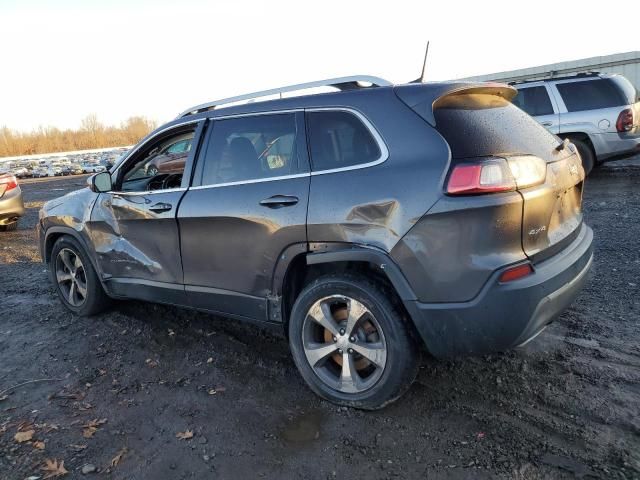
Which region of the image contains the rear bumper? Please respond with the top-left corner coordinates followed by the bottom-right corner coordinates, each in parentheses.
top-left (404, 223), bottom-right (593, 357)
top-left (0, 188), bottom-right (25, 225)
top-left (592, 131), bottom-right (640, 160)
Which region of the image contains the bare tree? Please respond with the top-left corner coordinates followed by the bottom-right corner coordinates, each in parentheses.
top-left (0, 115), bottom-right (157, 157)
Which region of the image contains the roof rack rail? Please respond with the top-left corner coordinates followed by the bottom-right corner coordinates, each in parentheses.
top-left (508, 71), bottom-right (601, 86)
top-left (177, 75), bottom-right (392, 118)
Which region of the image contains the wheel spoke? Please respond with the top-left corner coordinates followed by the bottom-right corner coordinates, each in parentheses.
top-left (345, 299), bottom-right (367, 336)
top-left (56, 271), bottom-right (73, 283)
top-left (67, 281), bottom-right (77, 305)
top-left (74, 254), bottom-right (83, 271)
top-left (339, 352), bottom-right (361, 393)
top-left (308, 301), bottom-right (339, 337)
top-left (351, 342), bottom-right (387, 368)
top-left (60, 250), bottom-right (75, 272)
top-left (304, 342), bottom-right (338, 367)
top-left (75, 280), bottom-right (87, 300)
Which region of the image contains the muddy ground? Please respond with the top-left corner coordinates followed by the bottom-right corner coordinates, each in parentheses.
top-left (0, 163), bottom-right (639, 479)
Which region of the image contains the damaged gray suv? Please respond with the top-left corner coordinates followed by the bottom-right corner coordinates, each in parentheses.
top-left (38, 76), bottom-right (594, 409)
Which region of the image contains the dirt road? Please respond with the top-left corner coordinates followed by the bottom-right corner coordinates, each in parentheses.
top-left (1, 165), bottom-right (639, 479)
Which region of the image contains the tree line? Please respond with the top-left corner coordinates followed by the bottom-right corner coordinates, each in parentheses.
top-left (0, 115), bottom-right (157, 157)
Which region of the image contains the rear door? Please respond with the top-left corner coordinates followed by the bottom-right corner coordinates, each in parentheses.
top-left (178, 111), bottom-right (310, 321)
top-left (88, 121), bottom-right (204, 303)
top-left (512, 84), bottom-right (560, 134)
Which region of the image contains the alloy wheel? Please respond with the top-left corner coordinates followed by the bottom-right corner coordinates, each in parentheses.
top-left (302, 295), bottom-right (387, 394)
top-left (55, 248), bottom-right (88, 307)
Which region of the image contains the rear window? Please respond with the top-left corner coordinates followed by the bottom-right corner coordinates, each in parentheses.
top-left (433, 93), bottom-right (561, 160)
top-left (306, 111), bottom-right (381, 171)
top-left (512, 86), bottom-right (554, 116)
top-left (556, 78), bottom-right (629, 112)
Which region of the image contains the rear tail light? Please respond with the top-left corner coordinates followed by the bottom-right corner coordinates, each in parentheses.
top-left (0, 174), bottom-right (18, 192)
top-left (616, 108), bottom-right (634, 132)
top-left (499, 263), bottom-right (534, 283)
top-left (446, 156), bottom-right (546, 195)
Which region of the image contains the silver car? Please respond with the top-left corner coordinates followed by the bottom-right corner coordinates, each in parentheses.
top-left (512, 73), bottom-right (640, 173)
top-left (0, 174), bottom-right (25, 231)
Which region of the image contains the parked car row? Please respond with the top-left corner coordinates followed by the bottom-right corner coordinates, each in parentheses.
top-left (0, 148), bottom-right (128, 180)
top-left (4, 162), bottom-right (106, 179)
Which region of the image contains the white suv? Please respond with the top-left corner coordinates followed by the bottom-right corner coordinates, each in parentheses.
top-left (512, 73), bottom-right (640, 173)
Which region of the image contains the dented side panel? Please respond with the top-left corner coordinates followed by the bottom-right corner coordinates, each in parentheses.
top-left (87, 190), bottom-right (186, 285)
top-left (306, 94), bottom-right (450, 252)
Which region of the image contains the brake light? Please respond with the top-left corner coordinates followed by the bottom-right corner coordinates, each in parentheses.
top-left (447, 156), bottom-right (546, 195)
top-left (499, 263), bottom-right (534, 283)
top-left (0, 175), bottom-right (18, 191)
top-left (616, 108), bottom-right (634, 132)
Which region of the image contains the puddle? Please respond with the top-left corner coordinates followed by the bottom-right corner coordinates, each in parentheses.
top-left (280, 410), bottom-right (323, 444)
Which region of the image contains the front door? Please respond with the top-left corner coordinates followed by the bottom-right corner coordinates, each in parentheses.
top-left (178, 112), bottom-right (309, 320)
top-left (88, 121), bottom-right (205, 304)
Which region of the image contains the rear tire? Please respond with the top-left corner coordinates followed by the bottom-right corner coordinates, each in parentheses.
top-left (0, 221), bottom-right (18, 232)
top-left (569, 138), bottom-right (595, 175)
top-left (288, 273), bottom-right (419, 410)
top-left (50, 235), bottom-right (110, 316)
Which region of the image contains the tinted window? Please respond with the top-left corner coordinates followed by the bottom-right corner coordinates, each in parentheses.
top-left (512, 86), bottom-right (554, 116)
top-left (201, 114), bottom-right (297, 185)
top-left (433, 93), bottom-right (560, 160)
top-left (306, 111), bottom-right (381, 171)
top-left (556, 79), bottom-right (628, 112)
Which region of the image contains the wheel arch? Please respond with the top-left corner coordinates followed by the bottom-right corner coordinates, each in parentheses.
top-left (560, 132), bottom-right (596, 157)
top-left (273, 243), bottom-right (418, 334)
top-left (43, 227), bottom-right (103, 282)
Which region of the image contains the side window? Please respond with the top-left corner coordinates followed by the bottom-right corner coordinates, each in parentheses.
top-left (120, 128), bottom-right (195, 191)
top-left (556, 79), bottom-right (627, 112)
top-left (200, 113), bottom-right (297, 186)
top-left (512, 86), bottom-right (554, 116)
top-left (306, 111), bottom-right (381, 171)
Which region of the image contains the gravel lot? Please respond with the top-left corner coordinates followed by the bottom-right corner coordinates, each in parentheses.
top-left (1, 161), bottom-right (639, 479)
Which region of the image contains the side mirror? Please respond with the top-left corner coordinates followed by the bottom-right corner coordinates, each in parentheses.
top-left (90, 171), bottom-right (112, 193)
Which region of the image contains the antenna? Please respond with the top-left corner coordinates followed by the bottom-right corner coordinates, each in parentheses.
top-left (410, 42), bottom-right (430, 83)
top-left (420, 41), bottom-right (430, 83)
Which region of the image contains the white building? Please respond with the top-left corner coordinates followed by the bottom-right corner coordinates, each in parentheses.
top-left (458, 51), bottom-right (640, 91)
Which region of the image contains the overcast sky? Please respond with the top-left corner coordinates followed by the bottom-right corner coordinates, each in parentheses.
top-left (1, 0), bottom-right (636, 131)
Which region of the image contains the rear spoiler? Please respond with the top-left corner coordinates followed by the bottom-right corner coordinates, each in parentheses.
top-left (394, 82), bottom-right (517, 127)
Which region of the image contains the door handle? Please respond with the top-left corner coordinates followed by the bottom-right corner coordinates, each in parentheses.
top-left (541, 121), bottom-right (553, 127)
top-left (149, 202), bottom-right (172, 213)
top-left (259, 195), bottom-right (299, 208)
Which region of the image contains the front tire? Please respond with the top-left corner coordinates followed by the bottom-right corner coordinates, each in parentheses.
top-left (50, 236), bottom-right (110, 316)
top-left (288, 274), bottom-right (419, 410)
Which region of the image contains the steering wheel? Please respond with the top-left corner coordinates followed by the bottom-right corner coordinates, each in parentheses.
top-left (147, 173), bottom-right (169, 191)
top-left (162, 174), bottom-right (182, 190)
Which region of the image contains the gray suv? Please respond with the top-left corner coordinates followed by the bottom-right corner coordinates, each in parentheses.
top-left (511, 73), bottom-right (640, 173)
top-left (38, 76), bottom-right (594, 409)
